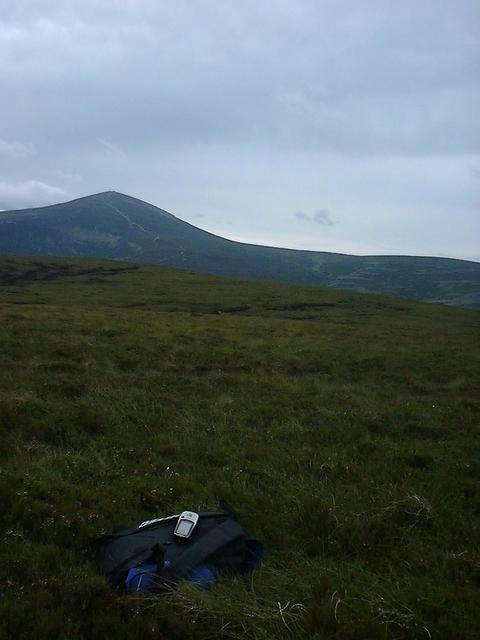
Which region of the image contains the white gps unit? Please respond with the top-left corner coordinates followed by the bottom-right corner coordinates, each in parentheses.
top-left (174, 511), bottom-right (199, 539)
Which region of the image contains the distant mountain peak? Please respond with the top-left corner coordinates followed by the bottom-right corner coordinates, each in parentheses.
top-left (0, 192), bottom-right (478, 308)
top-left (88, 190), bottom-right (172, 210)
top-left (68, 190), bottom-right (132, 203)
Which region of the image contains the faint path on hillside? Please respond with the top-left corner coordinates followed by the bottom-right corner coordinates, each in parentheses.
top-left (105, 195), bottom-right (160, 242)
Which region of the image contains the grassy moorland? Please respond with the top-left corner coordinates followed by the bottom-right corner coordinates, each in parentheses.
top-left (0, 255), bottom-right (479, 640)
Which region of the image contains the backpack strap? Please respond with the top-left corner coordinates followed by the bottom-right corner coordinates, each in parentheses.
top-left (165, 518), bottom-right (245, 581)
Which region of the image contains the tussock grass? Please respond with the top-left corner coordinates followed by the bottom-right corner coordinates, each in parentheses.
top-left (0, 256), bottom-right (479, 639)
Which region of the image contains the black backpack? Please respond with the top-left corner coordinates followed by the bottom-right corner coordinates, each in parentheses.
top-left (92, 507), bottom-right (263, 592)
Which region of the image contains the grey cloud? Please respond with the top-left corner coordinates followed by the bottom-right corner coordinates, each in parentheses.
top-left (1, 1), bottom-right (479, 156)
top-left (295, 211), bottom-right (311, 221)
top-left (0, 180), bottom-right (67, 210)
top-left (313, 209), bottom-right (335, 226)
top-left (0, 1), bottom-right (478, 260)
top-left (0, 139), bottom-right (36, 159)
top-left (296, 209), bottom-right (335, 226)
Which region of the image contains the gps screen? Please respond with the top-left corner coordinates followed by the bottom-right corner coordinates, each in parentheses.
top-left (176, 519), bottom-right (193, 536)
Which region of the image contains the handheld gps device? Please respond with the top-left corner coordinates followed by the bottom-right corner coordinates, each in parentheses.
top-left (174, 511), bottom-right (199, 539)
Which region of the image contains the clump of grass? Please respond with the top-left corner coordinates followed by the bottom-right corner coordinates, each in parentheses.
top-left (139, 568), bottom-right (308, 640)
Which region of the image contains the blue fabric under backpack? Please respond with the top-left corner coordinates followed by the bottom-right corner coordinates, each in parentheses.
top-left (125, 561), bottom-right (218, 592)
top-left (92, 505), bottom-right (263, 593)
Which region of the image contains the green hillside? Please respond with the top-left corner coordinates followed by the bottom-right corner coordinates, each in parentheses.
top-left (0, 191), bottom-right (479, 308)
top-left (1, 256), bottom-right (479, 639)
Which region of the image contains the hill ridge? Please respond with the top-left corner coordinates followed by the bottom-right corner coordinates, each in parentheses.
top-left (0, 192), bottom-right (479, 308)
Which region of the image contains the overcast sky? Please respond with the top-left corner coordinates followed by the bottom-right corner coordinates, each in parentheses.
top-left (1, 0), bottom-right (479, 260)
